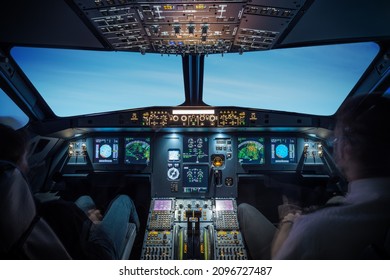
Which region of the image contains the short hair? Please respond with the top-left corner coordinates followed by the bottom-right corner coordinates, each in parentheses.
top-left (0, 124), bottom-right (29, 165)
top-left (335, 94), bottom-right (390, 176)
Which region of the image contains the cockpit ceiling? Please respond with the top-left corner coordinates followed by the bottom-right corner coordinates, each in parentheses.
top-left (71, 0), bottom-right (309, 54)
top-left (0, 0), bottom-right (389, 54)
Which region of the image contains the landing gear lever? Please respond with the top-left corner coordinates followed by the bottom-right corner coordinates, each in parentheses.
top-left (214, 169), bottom-right (222, 187)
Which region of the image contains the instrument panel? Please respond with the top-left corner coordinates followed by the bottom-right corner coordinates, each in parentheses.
top-left (63, 132), bottom-right (327, 260)
top-left (64, 132), bottom-right (326, 197)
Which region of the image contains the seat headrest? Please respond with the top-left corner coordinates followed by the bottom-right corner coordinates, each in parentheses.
top-left (0, 163), bottom-right (36, 253)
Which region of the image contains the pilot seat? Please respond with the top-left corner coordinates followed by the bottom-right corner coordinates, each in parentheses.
top-left (0, 161), bottom-right (136, 259)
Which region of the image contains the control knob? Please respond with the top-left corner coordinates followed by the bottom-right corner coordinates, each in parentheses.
top-left (167, 167), bottom-right (180, 180)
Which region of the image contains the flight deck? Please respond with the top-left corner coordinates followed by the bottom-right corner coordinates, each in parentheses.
top-left (61, 125), bottom-right (328, 260)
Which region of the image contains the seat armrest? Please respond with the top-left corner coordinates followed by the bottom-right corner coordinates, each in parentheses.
top-left (120, 223), bottom-right (137, 260)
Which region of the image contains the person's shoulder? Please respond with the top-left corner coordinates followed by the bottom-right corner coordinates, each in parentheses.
top-left (0, 161), bottom-right (18, 176)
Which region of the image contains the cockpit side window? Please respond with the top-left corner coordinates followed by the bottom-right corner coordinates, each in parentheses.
top-left (0, 88), bottom-right (29, 129)
top-left (384, 86), bottom-right (390, 98)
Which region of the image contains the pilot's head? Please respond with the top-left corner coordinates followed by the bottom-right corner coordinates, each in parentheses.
top-left (0, 124), bottom-right (29, 175)
top-left (334, 94), bottom-right (390, 181)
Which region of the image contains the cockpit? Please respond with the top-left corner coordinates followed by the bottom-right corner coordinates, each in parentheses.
top-left (0, 0), bottom-right (389, 262)
top-left (60, 128), bottom-right (333, 259)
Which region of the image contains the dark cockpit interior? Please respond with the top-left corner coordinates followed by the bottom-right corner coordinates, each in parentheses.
top-left (0, 0), bottom-right (389, 260)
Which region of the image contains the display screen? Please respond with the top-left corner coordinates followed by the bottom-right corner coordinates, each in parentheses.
top-left (215, 200), bottom-right (234, 211)
top-left (153, 200), bottom-right (172, 211)
top-left (182, 136), bottom-right (209, 163)
top-left (183, 164), bottom-right (209, 193)
top-left (124, 137), bottom-right (150, 165)
top-left (237, 137), bottom-right (265, 164)
top-left (271, 138), bottom-right (296, 164)
top-left (168, 149), bottom-right (181, 161)
top-left (94, 138), bottom-right (119, 164)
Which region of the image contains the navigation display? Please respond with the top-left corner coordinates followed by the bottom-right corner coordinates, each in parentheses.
top-left (183, 164), bottom-right (209, 193)
top-left (237, 137), bottom-right (265, 164)
top-left (271, 138), bottom-right (296, 164)
top-left (94, 138), bottom-right (119, 164)
top-left (124, 137), bottom-right (150, 165)
top-left (182, 136), bottom-right (209, 163)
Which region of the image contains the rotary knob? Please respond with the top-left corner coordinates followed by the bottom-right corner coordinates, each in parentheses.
top-left (167, 167), bottom-right (180, 180)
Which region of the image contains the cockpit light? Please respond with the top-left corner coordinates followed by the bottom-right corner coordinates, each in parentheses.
top-left (172, 109), bottom-right (215, 115)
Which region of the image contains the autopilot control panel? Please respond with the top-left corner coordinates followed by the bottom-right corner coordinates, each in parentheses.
top-left (141, 198), bottom-right (247, 260)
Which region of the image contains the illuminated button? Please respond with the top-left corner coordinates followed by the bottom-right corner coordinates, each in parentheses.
top-left (163, 5), bottom-right (173, 10)
top-left (212, 155), bottom-right (224, 167)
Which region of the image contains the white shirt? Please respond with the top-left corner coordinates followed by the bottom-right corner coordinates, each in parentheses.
top-left (274, 177), bottom-right (390, 259)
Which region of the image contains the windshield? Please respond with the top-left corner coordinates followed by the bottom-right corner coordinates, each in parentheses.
top-left (203, 42), bottom-right (379, 115)
top-left (11, 48), bottom-right (184, 117)
top-left (11, 42), bottom-right (379, 117)
top-left (0, 88), bottom-right (29, 129)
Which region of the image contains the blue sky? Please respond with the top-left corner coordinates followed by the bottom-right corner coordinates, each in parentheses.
top-left (10, 42), bottom-right (379, 117)
top-left (204, 43), bottom-right (379, 115)
top-left (11, 48), bottom-right (184, 116)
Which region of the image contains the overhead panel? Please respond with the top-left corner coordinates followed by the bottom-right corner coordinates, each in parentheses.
top-left (71, 0), bottom-right (308, 54)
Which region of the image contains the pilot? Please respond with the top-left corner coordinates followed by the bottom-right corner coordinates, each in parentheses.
top-left (238, 94), bottom-right (390, 259)
top-left (39, 193), bottom-right (139, 259)
top-left (0, 123), bottom-right (139, 259)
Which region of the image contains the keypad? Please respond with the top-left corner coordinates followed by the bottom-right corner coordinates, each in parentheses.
top-left (149, 211), bottom-right (172, 229)
top-left (215, 210), bottom-right (239, 229)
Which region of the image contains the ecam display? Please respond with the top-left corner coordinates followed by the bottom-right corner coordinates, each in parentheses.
top-left (183, 164), bottom-right (209, 193)
top-left (182, 136), bottom-right (209, 163)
